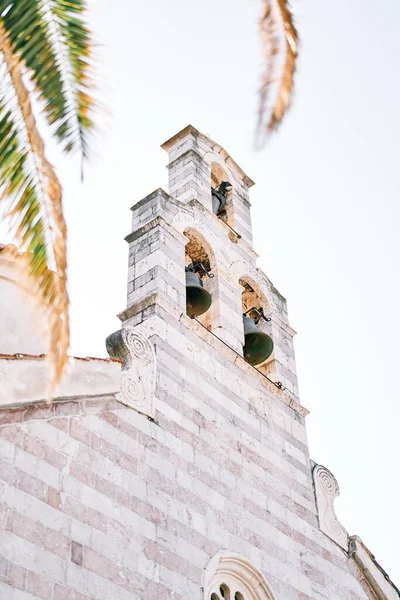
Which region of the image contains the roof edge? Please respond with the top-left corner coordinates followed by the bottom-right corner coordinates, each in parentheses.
top-left (160, 124), bottom-right (200, 151)
top-left (161, 125), bottom-right (255, 188)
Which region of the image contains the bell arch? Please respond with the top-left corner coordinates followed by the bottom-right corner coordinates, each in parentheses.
top-left (184, 227), bottom-right (216, 273)
top-left (239, 276), bottom-right (274, 368)
top-left (171, 212), bottom-right (227, 267)
top-left (230, 261), bottom-right (275, 308)
top-left (208, 158), bottom-right (234, 225)
top-left (239, 275), bottom-right (271, 317)
top-left (183, 227), bottom-right (219, 330)
top-left (211, 161), bottom-right (229, 189)
top-left (202, 552), bottom-right (276, 600)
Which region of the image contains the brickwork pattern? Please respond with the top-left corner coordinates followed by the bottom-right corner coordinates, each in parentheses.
top-left (0, 128), bottom-right (376, 600)
top-left (0, 362), bottom-right (369, 600)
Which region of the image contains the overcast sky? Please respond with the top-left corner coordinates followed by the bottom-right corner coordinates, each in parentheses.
top-left (15, 0), bottom-right (400, 584)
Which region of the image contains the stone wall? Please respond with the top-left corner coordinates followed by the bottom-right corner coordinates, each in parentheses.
top-left (0, 127), bottom-right (395, 600)
top-left (0, 321), bottom-right (372, 599)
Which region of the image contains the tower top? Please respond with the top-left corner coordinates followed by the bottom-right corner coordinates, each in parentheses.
top-left (161, 124), bottom-right (255, 189)
top-left (117, 127), bottom-right (301, 405)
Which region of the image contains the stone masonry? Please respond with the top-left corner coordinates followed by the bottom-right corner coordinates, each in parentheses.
top-left (0, 126), bottom-right (398, 600)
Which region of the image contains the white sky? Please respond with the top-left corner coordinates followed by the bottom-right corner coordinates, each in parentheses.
top-left (10, 0), bottom-right (400, 585)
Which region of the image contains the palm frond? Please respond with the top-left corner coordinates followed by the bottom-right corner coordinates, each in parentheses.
top-left (258, 0), bottom-right (299, 139)
top-left (0, 20), bottom-right (69, 395)
top-left (1, 0), bottom-right (96, 162)
top-left (47, 0), bottom-right (96, 161)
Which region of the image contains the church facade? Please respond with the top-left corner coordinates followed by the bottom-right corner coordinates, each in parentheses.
top-left (0, 126), bottom-right (398, 600)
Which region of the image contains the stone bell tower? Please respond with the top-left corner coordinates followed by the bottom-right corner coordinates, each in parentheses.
top-left (109, 124), bottom-right (300, 417)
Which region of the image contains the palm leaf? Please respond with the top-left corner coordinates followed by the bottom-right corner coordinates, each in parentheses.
top-left (0, 0), bottom-right (97, 394)
top-left (0, 18), bottom-right (69, 395)
top-left (1, 0), bottom-right (96, 161)
top-left (258, 0), bottom-right (299, 139)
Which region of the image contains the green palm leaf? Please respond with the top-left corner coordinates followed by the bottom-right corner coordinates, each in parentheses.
top-left (1, 0), bottom-right (95, 160)
top-left (0, 1), bottom-right (96, 395)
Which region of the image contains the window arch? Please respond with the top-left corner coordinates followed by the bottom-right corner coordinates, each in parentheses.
top-left (202, 552), bottom-right (276, 600)
top-left (183, 227), bottom-right (218, 330)
top-left (239, 276), bottom-right (270, 317)
top-left (184, 227), bottom-right (215, 274)
top-left (210, 162), bottom-right (233, 225)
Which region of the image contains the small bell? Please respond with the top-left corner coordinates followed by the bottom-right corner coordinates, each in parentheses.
top-left (243, 315), bottom-right (274, 366)
top-left (186, 271), bottom-right (212, 317)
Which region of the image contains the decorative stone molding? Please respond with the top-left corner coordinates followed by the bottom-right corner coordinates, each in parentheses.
top-left (106, 327), bottom-right (156, 418)
top-left (348, 536), bottom-right (400, 600)
top-left (202, 552), bottom-right (276, 600)
top-left (312, 463), bottom-right (348, 550)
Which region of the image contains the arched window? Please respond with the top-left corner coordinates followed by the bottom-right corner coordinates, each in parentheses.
top-left (184, 228), bottom-right (218, 330)
top-left (239, 277), bottom-right (274, 368)
top-left (240, 277), bottom-right (268, 316)
top-left (203, 552), bottom-right (276, 600)
top-left (210, 162), bottom-right (233, 224)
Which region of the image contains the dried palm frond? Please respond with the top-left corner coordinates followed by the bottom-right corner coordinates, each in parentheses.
top-left (0, 0), bottom-right (97, 395)
top-left (257, 0), bottom-right (299, 141)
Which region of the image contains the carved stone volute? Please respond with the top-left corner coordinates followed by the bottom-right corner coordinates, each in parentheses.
top-left (312, 462), bottom-right (348, 550)
top-left (106, 327), bottom-right (156, 418)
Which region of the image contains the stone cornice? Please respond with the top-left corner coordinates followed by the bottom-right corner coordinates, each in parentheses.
top-left (118, 297), bottom-right (308, 418)
top-left (166, 147), bottom-right (203, 170)
top-left (124, 215), bottom-right (188, 246)
top-left (161, 124), bottom-right (255, 188)
top-left (182, 313), bottom-right (309, 418)
top-left (0, 355), bottom-right (120, 408)
top-left (129, 187), bottom-right (169, 212)
top-left (348, 536), bottom-right (400, 600)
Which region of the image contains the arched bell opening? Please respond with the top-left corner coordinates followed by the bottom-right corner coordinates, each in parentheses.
top-left (240, 277), bottom-right (274, 368)
top-left (211, 162), bottom-right (234, 227)
top-left (184, 228), bottom-right (218, 329)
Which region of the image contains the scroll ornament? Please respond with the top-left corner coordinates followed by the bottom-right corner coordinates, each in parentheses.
top-left (106, 327), bottom-right (156, 418)
top-left (313, 463), bottom-right (348, 550)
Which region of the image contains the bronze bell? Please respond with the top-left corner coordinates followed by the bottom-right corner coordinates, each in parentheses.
top-left (243, 315), bottom-right (274, 366)
top-left (186, 271), bottom-right (212, 317)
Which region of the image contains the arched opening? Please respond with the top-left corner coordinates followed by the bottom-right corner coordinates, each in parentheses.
top-left (184, 228), bottom-right (218, 330)
top-left (219, 583), bottom-right (231, 599)
top-left (211, 162), bottom-right (233, 225)
top-left (203, 552), bottom-right (276, 600)
top-left (239, 277), bottom-right (274, 368)
top-left (211, 162), bottom-right (228, 189)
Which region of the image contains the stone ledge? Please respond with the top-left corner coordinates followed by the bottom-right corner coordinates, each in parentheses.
top-left (0, 355), bottom-right (120, 408)
top-left (348, 536), bottom-right (400, 600)
top-left (129, 187), bottom-right (170, 212)
top-left (161, 124), bottom-right (200, 150)
top-left (161, 124), bottom-right (255, 188)
top-left (117, 294), bottom-right (308, 418)
top-left (166, 148), bottom-right (204, 170)
top-left (0, 394), bottom-right (122, 422)
top-left (181, 313), bottom-right (309, 418)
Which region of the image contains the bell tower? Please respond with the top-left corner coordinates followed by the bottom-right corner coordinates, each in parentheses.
top-left (108, 124), bottom-right (300, 417)
top-left (2, 124), bottom-right (394, 600)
